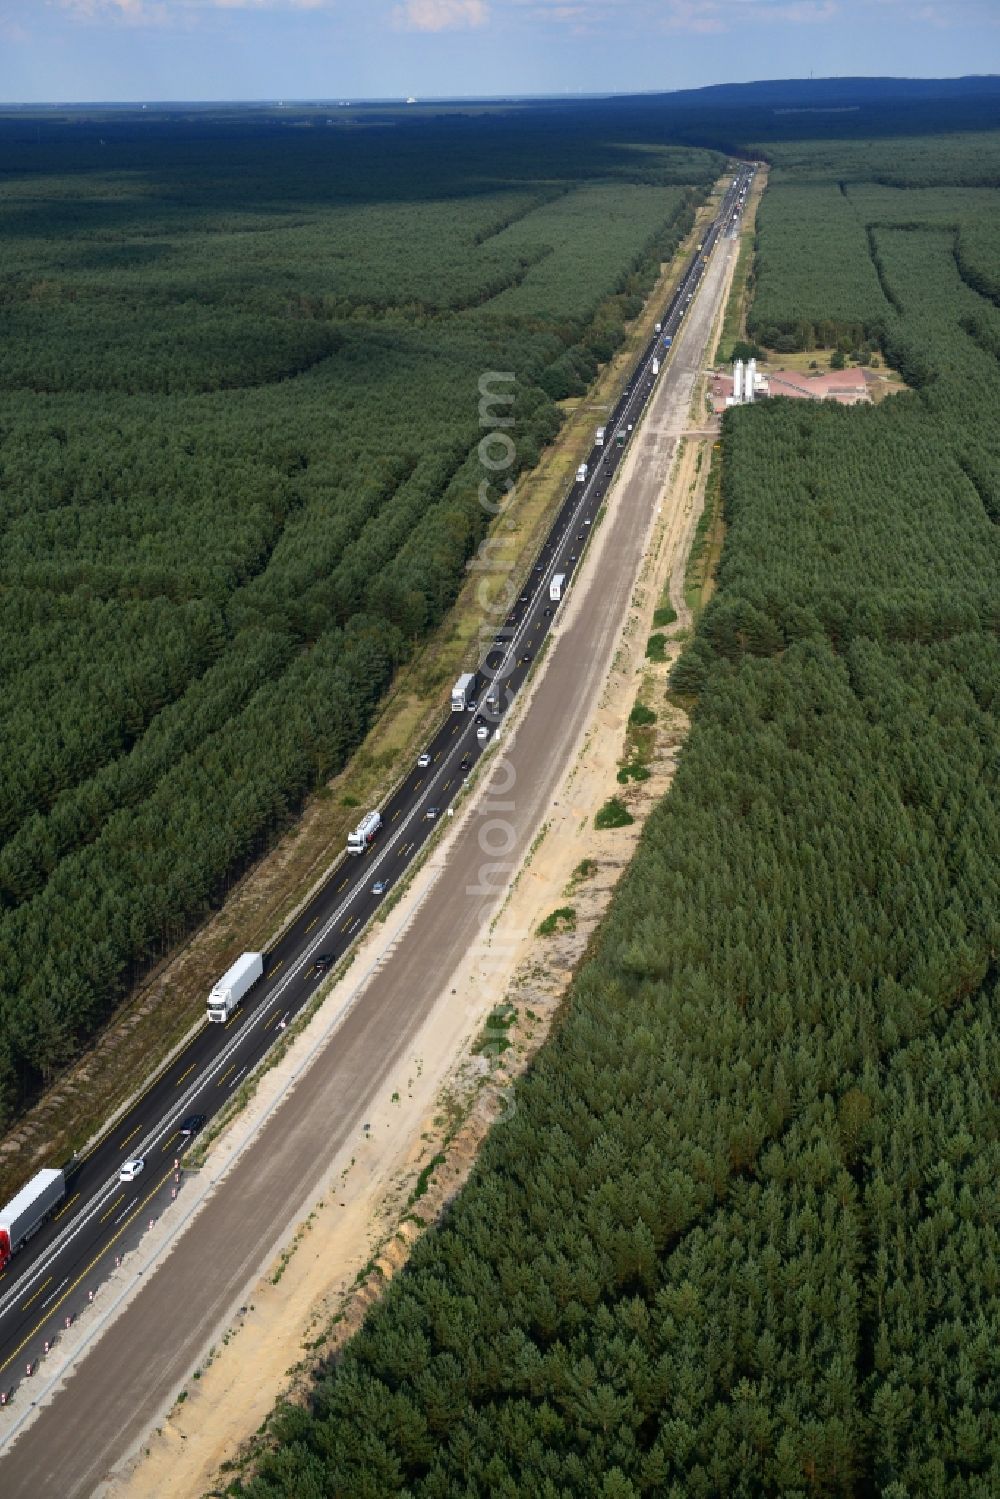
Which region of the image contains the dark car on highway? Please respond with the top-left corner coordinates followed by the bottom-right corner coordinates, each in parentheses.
top-left (179, 1113), bottom-right (206, 1138)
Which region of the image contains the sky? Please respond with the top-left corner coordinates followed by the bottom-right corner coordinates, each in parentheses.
top-left (1, 0), bottom-right (998, 106)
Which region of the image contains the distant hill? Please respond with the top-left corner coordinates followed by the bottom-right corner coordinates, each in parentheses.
top-left (572, 74), bottom-right (1000, 153)
top-left (650, 74), bottom-right (1000, 110)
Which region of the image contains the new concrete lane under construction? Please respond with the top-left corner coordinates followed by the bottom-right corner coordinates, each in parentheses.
top-left (0, 228), bottom-right (738, 1499)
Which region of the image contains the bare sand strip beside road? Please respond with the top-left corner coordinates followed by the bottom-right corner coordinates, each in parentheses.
top-left (0, 235), bottom-right (740, 1499)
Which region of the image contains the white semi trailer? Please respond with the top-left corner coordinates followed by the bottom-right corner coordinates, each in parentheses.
top-left (206, 951), bottom-right (264, 1023)
top-left (0, 1169), bottom-right (66, 1271)
top-left (451, 672), bottom-right (477, 712)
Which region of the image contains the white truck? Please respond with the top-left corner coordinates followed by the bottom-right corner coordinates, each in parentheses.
top-left (594, 426), bottom-right (605, 448)
top-left (451, 672), bottom-right (477, 712)
top-left (207, 951), bottom-right (264, 1023)
top-left (651, 358), bottom-right (660, 376)
top-left (0, 1168), bottom-right (66, 1271)
top-left (347, 809), bottom-right (382, 856)
top-left (549, 573), bottom-right (566, 603)
top-left (576, 463), bottom-right (588, 484)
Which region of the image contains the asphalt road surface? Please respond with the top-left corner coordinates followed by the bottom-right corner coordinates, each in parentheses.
top-left (0, 170), bottom-right (752, 1495)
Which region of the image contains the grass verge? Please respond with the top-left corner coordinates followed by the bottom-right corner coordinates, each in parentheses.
top-left (685, 439), bottom-right (724, 620)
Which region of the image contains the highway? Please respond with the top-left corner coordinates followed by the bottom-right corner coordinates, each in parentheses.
top-left (0, 166), bottom-right (754, 1425)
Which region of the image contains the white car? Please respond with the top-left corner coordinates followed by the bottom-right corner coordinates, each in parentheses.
top-left (119, 1157), bottom-right (145, 1183)
top-left (477, 725), bottom-right (489, 742)
top-left (417, 752), bottom-right (431, 769)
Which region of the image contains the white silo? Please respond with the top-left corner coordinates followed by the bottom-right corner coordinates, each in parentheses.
top-left (732, 359), bottom-right (744, 403)
top-left (745, 358), bottom-right (756, 404)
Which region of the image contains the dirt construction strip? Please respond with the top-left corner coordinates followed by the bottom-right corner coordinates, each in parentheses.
top-left (0, 233), bottom-right (740, 1499)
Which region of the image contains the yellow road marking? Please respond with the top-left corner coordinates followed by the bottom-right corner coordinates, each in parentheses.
top-left (174, 1062), bottom-right (196, 1088)
top-left (20, 1276), bottom-right (52, 1312)
top-left (118, 1123), bottom-right (142, 1151)
top-left (99, 1193), bottom-right (126, 1225)
top-left (217, 1064), bottom-right (235, 1088)
top-left (53, 1192), bottom-right (79, 1223)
